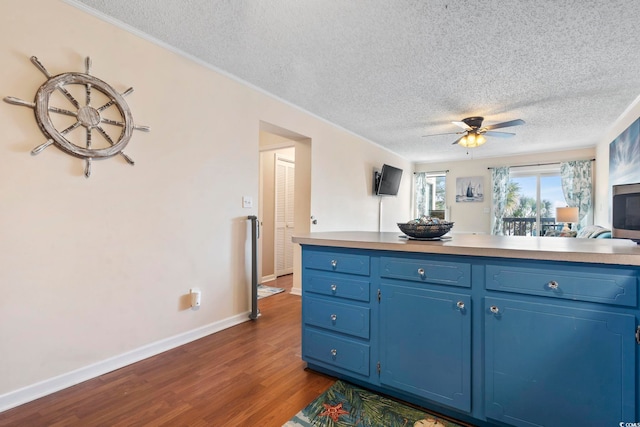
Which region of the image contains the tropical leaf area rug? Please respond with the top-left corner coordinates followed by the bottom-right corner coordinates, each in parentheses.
top-left (257, 284), bottom-right (285, 299)
top-left (284, 380), bottom-right (466, 427)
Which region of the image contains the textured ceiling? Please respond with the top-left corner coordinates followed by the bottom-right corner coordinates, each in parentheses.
top-left (68, 0), bottom-right (640, 163)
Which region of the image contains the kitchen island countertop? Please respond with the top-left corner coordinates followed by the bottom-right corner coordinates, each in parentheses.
top-left (292, 231), bottom-right (640, 266)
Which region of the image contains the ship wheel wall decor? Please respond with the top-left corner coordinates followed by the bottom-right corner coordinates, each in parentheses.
top-left (4, 56), bottom-right (150, 178)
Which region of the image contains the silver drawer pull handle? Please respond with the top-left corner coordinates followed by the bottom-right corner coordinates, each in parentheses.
top-left (330, 314), bottom-right (337, 321)
top-left (548, 280), bottom-right (559, 290)
top-left (417, 268), bottom-right (425, 278)
top-left (330, 259), bottom-right (337, 268)
top-left (330, 284), bottom-right (337, 292)
top-left (456, 301), bottom-right (465, 310)
top-left (490, 305), bottom-right (500, 314)
top-left (330, 349), bottom-right (337, 357)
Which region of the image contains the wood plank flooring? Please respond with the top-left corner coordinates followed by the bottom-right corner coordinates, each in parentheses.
top-left (0, 275), bottom-right (336, 426)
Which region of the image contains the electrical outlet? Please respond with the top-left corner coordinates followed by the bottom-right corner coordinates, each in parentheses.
top-left (190, 288), bottom-right (201, 308)
top-left (242, 196), bottom-right (253, 208)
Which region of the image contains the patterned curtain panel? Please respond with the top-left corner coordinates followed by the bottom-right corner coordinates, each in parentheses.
top-left (414, 172), bottom-right (428, 217)
top-left (491, 167), bottom-right (510, 235)
top-left (560, 160), bottom-right (593, 229)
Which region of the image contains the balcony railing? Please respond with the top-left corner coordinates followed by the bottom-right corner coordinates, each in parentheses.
top-left (502, 217), bottom-right (558, 236)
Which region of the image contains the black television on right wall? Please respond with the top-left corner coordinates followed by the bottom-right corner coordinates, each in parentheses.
top-left (374, 164), bottom-right (403, 196)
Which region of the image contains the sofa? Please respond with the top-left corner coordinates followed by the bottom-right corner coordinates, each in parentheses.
top-left (545, 224), bottom-right (611, 238)
top-left (576, 225), bottom-right (612, 238)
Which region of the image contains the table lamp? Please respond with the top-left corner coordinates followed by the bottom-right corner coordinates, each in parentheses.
top-left (556, 207), bottom-right (579, 232)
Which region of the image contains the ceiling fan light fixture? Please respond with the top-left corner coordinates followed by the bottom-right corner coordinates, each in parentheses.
top-left (458, 131), bottom-right (486, 148)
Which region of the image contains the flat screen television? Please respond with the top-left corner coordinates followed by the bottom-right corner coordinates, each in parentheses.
top-left (375, 164), bottom-right (403, 196)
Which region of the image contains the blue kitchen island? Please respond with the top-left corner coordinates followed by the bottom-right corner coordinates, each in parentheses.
top-left (292, 232), bottom-right (640, 427)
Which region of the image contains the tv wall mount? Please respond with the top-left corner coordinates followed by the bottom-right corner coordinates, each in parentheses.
top-left (4, 56), bottom-right (150, 178)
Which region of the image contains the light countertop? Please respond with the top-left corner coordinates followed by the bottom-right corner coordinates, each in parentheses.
top-left (292, 231), bottom-right (640, 266)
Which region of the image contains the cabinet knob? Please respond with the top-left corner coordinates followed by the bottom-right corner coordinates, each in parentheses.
top-left (490, 305), bottom-right (500, 314)
top-left (417, 268), bottom-right (425, 278)
top-left (330, 349), bottom-right (337, 357)
top-left (330, 283), bottom-right (337, 292)
top-left (456, 301), bottom-right (465, 310)
top-left (330, 259), bottom-right (337, 268)
top-left (547, 280), bottom-right (559, 290)
top-left (330, 314), bottom-right (337, 321)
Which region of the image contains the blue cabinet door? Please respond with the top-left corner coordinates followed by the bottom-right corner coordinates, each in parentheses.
top-left (379, 283), bottom-right (471, 412)
top-left (485, 297), bottom-right (636, 427)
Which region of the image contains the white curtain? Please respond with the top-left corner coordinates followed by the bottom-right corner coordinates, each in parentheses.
top-left (491, 167), bottom-right (510, 235)
top-left (414, 172), bottom-right (429, 217)
top-left (560, 160), bottom-right (593, 229)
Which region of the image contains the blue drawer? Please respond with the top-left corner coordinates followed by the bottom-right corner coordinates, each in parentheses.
top-left (304, 297), bottom-right (370, 339)
top-left (306, 272), bottom-right (370, 302)
top-left (304, 250), bottom-right (370, 276)
top-left (380, 256), bottom-right (471, 288)
top-left (303, 329), bottom-right (370, 377)
top-left (486, 263), bottom-right (637, 307)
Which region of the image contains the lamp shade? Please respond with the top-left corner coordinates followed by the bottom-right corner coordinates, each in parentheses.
top-left (556, 206), bottom-right (579, 223)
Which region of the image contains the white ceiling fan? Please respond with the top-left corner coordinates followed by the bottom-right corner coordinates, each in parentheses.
top-left (423, 116), bottom-right (525, 148)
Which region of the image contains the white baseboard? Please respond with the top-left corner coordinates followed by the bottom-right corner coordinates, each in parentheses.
top-left (260, 274), bottom-right (276, 283)
top-left (289, 286), bottom-right (302, 296)
top-left (0, 312), bottom-right (251, 413)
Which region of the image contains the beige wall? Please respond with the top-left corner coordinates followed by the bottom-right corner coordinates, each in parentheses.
top-left (0, 0), bottom-right (411, 408)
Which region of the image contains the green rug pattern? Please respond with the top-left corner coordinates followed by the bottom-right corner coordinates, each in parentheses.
top-left (284, 380), bottom-right (464, 427)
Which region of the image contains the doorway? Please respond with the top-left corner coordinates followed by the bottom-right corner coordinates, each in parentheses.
top-left (258, 122), bottom-right (311, 294)
top-left (258, 146), bottom-right (294, 284)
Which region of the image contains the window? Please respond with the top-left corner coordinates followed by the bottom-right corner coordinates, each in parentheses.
top-left (414, 172), bottom-right (447, 219)
top-left (504, 165), bottom-right (566, 236)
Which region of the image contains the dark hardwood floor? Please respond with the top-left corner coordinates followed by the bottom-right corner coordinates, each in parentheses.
top-left (0, 275), bottom-right (336, 426)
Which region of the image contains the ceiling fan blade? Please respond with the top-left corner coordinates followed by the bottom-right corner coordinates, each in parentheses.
top-left (422, 131), bottom-right (464, 137)
top-left (484, 131), bottom-right (516, 138)
top-left (452, 121), bottom-right (472, 130)
top-left (481, 119), bottom-right (525, 131)
top-left (451, 136), bottom-right (465, 145)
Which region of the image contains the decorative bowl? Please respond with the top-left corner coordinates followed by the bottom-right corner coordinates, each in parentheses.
top-left (397, 221), bottom-right (454, 239)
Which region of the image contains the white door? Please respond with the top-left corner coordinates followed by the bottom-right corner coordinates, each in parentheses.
top-left (275, 156), bottom-right (295, 276)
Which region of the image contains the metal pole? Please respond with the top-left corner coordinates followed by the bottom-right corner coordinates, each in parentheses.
top-left (248, 215), bottom-right (260, 320)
